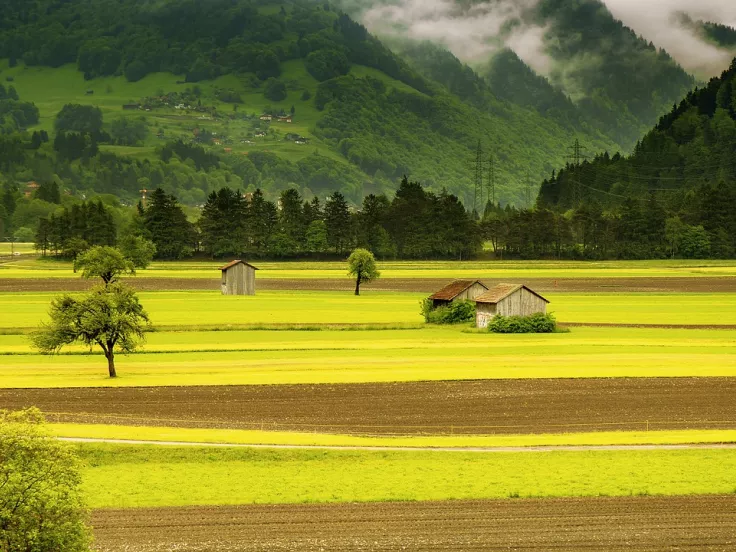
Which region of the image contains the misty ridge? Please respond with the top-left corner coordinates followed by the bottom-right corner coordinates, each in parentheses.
top-left (336, 0), bottom-right (736, 89)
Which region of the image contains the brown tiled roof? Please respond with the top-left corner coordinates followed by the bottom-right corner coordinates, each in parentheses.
top-left (475, 284), bottom-right (550, 304)
top-left (220, 260), bottom-right (259, 271)
top-left (429, 280), bottom-right (488, 301)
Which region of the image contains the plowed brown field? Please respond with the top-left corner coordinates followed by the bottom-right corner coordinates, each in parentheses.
top-left (5, 378), bottom-right (735, 434)
top-left (91, 495), bottom-right (736, 551)
top-left (2, 276), bottom-right (735, 292)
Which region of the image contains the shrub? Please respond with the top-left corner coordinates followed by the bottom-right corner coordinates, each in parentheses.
top-left (421, 299), bottom-right (476, 325)
top-left (488, 312), bottom-right (557, 334)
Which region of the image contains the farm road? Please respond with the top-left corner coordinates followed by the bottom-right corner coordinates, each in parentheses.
top-left (92, 496), bottom-right (736, 551)
top-left (2, 276), bottom-right (736, 292)
top-left (6, 378), bottom-right (736, 435)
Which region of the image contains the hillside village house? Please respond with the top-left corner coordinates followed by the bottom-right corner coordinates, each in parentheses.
top-left (429, 280), bottom-right (489, 309)
top-left (475, 284), bottom-right (549, 328)
top-left (220, 260), bottom-right (258, 296)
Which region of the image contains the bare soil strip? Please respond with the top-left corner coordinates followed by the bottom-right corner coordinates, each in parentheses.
top-left (2, 276), bottom-right (736, 293)
top-left (91, 496), bottom-right (736, 551)
top-left (4, 378), bottom-right (736, 435)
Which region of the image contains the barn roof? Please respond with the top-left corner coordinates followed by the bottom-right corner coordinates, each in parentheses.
top-left (429, 280), bottom-right (488, 301)
top-left (475, 284), bottom-right (550, 304)
top-left (220, 260), bottom-right (259, 272)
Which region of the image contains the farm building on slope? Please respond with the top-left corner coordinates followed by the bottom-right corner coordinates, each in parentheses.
top-left (475, 284), bottom-right (550, 328)
top-left (220, 260), bottom-right (259, 296)
top-left (429, 280), bottom-right (489, 309)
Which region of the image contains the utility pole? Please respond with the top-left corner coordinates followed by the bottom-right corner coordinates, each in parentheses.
top-left (486, 153), bottom-right (496, 214)
top-left (473, 140), bottom-right (484, 217)
top-left (566, 138), bottom-right (588, 206)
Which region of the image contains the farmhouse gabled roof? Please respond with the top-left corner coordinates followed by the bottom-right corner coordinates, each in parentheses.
top-left (475, 284), bottom-right (550, 305)
top-left (429, 280), bottom-right (488, 301)
top-left (220, 260), bottom-right (259, 272)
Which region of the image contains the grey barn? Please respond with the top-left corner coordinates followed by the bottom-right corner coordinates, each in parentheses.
top-left (429, 280), bottom-right (489, 309)
top-left (475, 284), bottom-right (549, 328)
top-left (220, 260), bottom-right (258, 295)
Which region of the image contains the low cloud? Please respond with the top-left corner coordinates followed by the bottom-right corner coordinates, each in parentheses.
top-left (602, 0), bottom-right (736, 77)
top-left (350, 0), bottom-right (736, 79)
top-left (359, 0), bottom-right (553, 73)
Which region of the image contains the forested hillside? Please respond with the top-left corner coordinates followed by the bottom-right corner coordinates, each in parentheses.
top-left (340, 0), bottom-right (697, 152)
top-left (531, 59), bottom-right (736, 258)
top-left (0, 0), bottom-right (612, 218)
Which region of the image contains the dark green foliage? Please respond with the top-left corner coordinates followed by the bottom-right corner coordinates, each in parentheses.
top-left (488, 313), bottom-right (557, 334)
top-left (421, 299), bottom-right (476, 325)
top-left (699, 21), bottom-right (736, 48)
top-left (142, 188), bottom-right (196, 259)
top-left (55, 104), bottom-right (103, 135)
top-left (110, 117), bottom-right (148, 146)
top-left (305, 48), bottom-right (351, 81)
top-left (0, 85), bottom-right (39, 134)
top-left (537, 60), bottom-right (736, 259)
top-left (35, 201), bottom-right (116, 256)
top-left (263, 78), bottom-right (288, 102)
top-left (34, 182), bottom-right (60, 204)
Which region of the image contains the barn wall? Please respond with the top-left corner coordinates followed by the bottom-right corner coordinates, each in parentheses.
top-left (456, 283), bottom-right (489, 302)
top-left (222, 264), bottom-right (256, 296)
top-left (497, 289), bottom-right (547, 317)
top-left (476, 303), bottom-right (497, 329)
top-left (245, 266), bottom-right (256, 295)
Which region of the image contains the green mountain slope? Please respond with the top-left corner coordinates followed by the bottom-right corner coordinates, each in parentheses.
top-left (539, 58), bottom-right (736, 216)
top-left (0, 0), bottom-right (625, 208)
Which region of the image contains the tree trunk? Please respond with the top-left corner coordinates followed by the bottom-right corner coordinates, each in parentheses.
top-left (354, 276), bottom-right (361, 296)
top-left (106, 351), bottom-right (117, 378)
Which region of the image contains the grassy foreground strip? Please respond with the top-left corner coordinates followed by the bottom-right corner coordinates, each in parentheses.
top-left (4, 259), bottom-right (736, 279)
top-left (4, 291), bottom-right (736, 329)
top-left (51, 424), bottom-right (736, 448)
top-left (77, 444), bottom-right (736, 508)
top-left (1, 328), bottom-right (734, 387)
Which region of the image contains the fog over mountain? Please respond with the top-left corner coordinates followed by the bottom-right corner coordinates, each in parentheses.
top-left (604, 0), bottom-right (736, 76)
top-left (341, 0), bottom-right (736, 79)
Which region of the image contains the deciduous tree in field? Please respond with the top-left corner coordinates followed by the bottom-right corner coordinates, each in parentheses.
top-left (0, 408), bottom-right (91, 551)
top-left (347, 248), bottom-right (380, 296)
top-left (31, 283), bottom-right (149, 378)
top-left (74, 245), bottom-right (134, 285)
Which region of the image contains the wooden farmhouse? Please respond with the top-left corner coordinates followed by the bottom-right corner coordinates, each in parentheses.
top-left (475, 284), bottom-right (550, 328)
top-left (220, 260), bottom-right (258, 296)
top-left (429, 280), bottom-right (489, 309)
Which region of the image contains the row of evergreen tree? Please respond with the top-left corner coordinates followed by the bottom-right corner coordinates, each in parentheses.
top-left (33, 175), bottom-right (736, 261)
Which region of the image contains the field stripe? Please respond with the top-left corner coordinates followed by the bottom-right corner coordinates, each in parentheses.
top-left (58, 436), bottom-right (736, 453)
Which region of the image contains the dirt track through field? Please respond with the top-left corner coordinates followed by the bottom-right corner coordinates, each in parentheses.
top-left (5, 378), bottom-right (735, 435)
top-left (91, 496), bottom-right (736, 551)
top-left (2, 276), bottom-right (736, 292)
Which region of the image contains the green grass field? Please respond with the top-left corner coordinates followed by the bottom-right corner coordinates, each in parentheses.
top-left (51, 424), bottom-right (736, 449)
top-left (1, 327), bottom-right (733, 388)
top-left (3, 258), bottom-right (736, 279)
top-left (3, 290), bottom-right (736, 330)
top-left (0, 243), bottom-right (35, 256)
top-left (76, 444), bottom-right (736, 508)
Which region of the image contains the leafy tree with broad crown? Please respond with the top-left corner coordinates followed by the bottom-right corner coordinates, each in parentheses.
top-left (119, 235), bottom-right (157, 269)
top-left (31, 283), bottom-right (149, 378)
top-left (0, 408), bottom-right (91, 551)
top-left (74, 245), bottom-right (134, 284)
top-left (347, 248), bottom-right (380, 296)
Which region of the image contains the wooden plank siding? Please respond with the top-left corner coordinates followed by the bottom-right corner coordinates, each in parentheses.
top-left (432, 281), bottom-right (489, 309)
top-left (221, 263), bottom-right (256, 296)
top-left (476, 288), bottom-right (548, 328)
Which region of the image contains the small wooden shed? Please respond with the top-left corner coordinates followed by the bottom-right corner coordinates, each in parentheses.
top-left (475, 284), bottom-right (550, 328)
top-left (220, 260), bottom-right (259, 296)
top-left (429, 280), bottom-right (489, 309)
